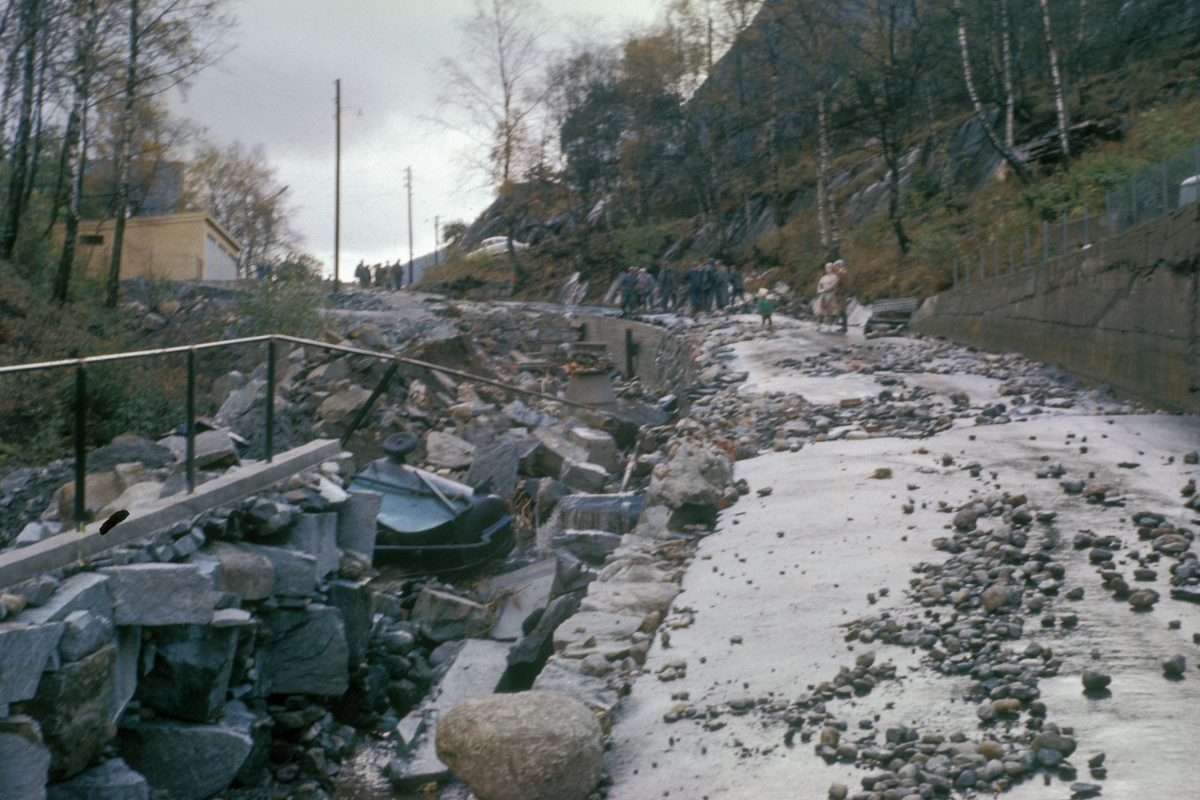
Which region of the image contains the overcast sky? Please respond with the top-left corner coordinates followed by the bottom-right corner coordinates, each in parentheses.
top-left (169, 0), bottom-right (667, 278)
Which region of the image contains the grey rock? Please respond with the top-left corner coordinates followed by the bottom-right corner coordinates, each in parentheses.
top-left (16, 522), bottom-right (51, 548)
top-left (46, 757), bottom-right (149, 800)
top-left (317, 383), bottom-right (374, 424)
top-left (567, 427), bottom-right (620, 473)
top-left (27, 644), bottom-right (118, 781)
top-left (57, 610), bottom-right (113, 662)
top-left (336, 490), bottom-right (381, 560)
top-left (425, 431), bottom-right (477, 470)
top-left (560, 460), bottom-right (609, 493)
top-left (13, 575), bottom-right (61, 606)
top-left (411, 587), bottom-right (492, 642)
top-left (0, 622), bottom-right (66, 705)
top-left (480, 559), bottom-right (559, 642)
top-left (236, 543), bottom-right (317, 599)
top-left (329, 578), bottom-right (373, 667)
top-left (98, 565), bottom-right (219, 626)
top-left (464, 440), bottom-right (522, 499)
top-left (246, 498), bottom-right (298, 536)
top-left (646, 442), bottom-right (733, 510)
top-left (1163, 654), bottom-right (1186, 676)
top-left (209, 370), bottom-right (247, 405)
top-left (117, 716), bottom-right (253, 800)
top-left (0, 715), bottom-right (51, 800)
top-left (531, 657), bottom-right (619, 715)
top-left (259, 604), bottom-right (349, 696)
top-left (15, 573), bottom-right (112, 625)
top-left (288, 512), bottom-right (341, 578)
top-left (556, 493), bottom-right (643, 535)
top-left (551, 529), bottom-right (623, 564)
top-left (532, 428), bottom-right (590, 477)
top-left (190, 541), bottom-right (274, 601)
top-left (135, 624), bottom-right (238, 723)
top-left (509, 594), bottom-right (582, 668)
top-left (157, 429), bottom-right (239, 470)
top-left (1061, 479), bottom-right (1086, 494)
top-left (436, 691), bottom-right (602, 800)
top-left (1082, 670), bottom-right (1111, 691)
top-left (214, 380), bottom-right (266, 426)
top-left (504, 400), bottom-right (559, 428)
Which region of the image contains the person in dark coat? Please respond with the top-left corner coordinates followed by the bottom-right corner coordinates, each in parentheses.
top-left (659, 264), bottom-right (678, 311)
top-left (354, 261), bottom-right (370, 287)
top-left (682, 263), bottom-right (705, 315)
top-left (699, 259), bottom-right (716, 312)
top-left (730, 264), bottom-right (746, 308)
top-left (616, 268), bottom-right (639, 316)
top-left (713, 260), bottom-right (730, 311)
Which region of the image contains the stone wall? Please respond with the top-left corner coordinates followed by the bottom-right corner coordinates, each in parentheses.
top-left (910, 202), bottom-right (1200, 412)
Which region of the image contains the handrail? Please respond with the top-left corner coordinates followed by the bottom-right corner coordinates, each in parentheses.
top-left (1, 332), bottom-right (603, 533)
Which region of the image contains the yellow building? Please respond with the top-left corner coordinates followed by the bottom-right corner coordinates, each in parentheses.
top-left (61, 212), bottom-right (242, 282)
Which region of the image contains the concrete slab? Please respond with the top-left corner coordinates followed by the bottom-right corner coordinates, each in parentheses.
top-left (478, 558), bottom-right (559, 641)
top-left (0, 439), bottom-right (341, 593)
top-left (388, 638), bottom-right (511, 789)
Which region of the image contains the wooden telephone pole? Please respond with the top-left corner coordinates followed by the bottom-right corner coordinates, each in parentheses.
top-left (334, 79), bottom-right (341, 291)
top-left (406, 166), bottom-right (414, 285)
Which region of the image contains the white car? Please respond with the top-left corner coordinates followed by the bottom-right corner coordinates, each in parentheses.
top-left (468, 236), bottom-right (529, 259)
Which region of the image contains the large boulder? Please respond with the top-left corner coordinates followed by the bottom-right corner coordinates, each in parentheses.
top-left (0, 622), bottom-right (66, 706)
top-left (46, 757), bottom-right (149, 800)
top-left (27, 644), bottom-right (119, 781)
top-left (0, 715), bottom-right (51, 800)
top-left (98, 565), bottom-right (219, 626)
top-left (116, 717), bottom-right (253, 800)
top-left (646, 442), bottom-right (733, 509)
top-left (436, 691), bottom-right (603, 800)
top-left (134, 624), bottom-right (239, 723)
top-left (411, 587), bottom-right (493, 643)
top-left (258, 605), bottom-right (349, 696)
top-left (317, 384), bottom-right (374, 425)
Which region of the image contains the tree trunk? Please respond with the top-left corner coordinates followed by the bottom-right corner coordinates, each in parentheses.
top-left (53, 100), bottom-right (86, 304)
top-left (954, 0), bottom-right (1031, 181)
top-left (1076, 0), bottom-right (1088, 105)
top-left (104, 0), bottom-right (138, 309)
top-left (769, 60), bottom-right (783, 228)
top-left (817, 92), bottom-right (840, 259)
top-left (1000, 0), bottom-right (1015, 148)
top-left (0, 0), bottom-right (41, 262)
top-left (1039, 0), bottom-right (1071, 162)
top-left (21, 33), bottom-right (50, 216)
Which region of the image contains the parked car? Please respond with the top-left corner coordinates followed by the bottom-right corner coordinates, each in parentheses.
top-left (467, 236), bottom-right (529, 259)
top-left (348, 433), bottom-right (513, 573)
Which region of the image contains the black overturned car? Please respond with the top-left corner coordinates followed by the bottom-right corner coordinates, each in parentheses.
top-left (349, 433), bottom-right (514, 573)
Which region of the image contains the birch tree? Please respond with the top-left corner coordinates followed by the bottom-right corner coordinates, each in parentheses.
top-left (1038, 0), bottom-right (1070, 163)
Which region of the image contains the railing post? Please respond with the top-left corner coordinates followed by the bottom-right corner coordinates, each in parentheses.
top-left (1083, 202), bottom-right (1089, 246)
top-left (74, 363), bottom-right (86, 531)
top-left (186, 348), bottom-right (196, 495)
top-left (624, 326), bottom-right (635, 378)
top-left (953, 257), bottom-right (958, 288)
top-left (341, 359), bottom-right (399, 446)
top-left (266, 337), bottom-right (276, 463)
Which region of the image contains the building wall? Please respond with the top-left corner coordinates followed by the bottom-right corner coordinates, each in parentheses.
top-left (909, 202), bottom-right (1200, 412)
top-left (62, 213), bottom-right (241, 282)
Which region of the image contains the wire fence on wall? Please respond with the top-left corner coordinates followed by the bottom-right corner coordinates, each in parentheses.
top-left (952, 141), bottom-right (1200, 288)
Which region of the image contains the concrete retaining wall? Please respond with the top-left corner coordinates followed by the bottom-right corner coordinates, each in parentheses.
top-left (576, 316), bottom-right (695, 397)
top-left (910, 202), bottom-right (1200, 411)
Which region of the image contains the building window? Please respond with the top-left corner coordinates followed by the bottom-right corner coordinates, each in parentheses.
top-left (80, 235), bottom-right (103, 245)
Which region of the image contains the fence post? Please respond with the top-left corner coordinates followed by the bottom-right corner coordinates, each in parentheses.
top-left (953, 257), bottom-right (958, 288)
top-left (266, 337), bottom-right (276, 464)
top-left (1062, 212), bottom-right (1068, 256)
top-left (1043, 220), bottom-right (1049, 261)
top-left (186, 348), bottom-right (196, 495)
top-left (1026, 227), bottom-right (1031, 267)
top-left (74, 363), bottom-right (86, 531)
top-left (1163, 161), bottom-right (1169, 213)
top-left (1083, 202), bottom-right (1089, 246)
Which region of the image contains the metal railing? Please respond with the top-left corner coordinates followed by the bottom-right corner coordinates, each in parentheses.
top-left (0, 333), bottom-right (598, 531)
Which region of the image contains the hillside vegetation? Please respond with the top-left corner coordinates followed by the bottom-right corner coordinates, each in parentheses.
top-left (419, 0), bottom-right (1200, 304)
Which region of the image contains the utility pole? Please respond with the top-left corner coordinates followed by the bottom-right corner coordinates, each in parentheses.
top-left (406, 166), bottom-right (414, 285)
top-left (434, 216), bottom-right (439, 266)
top-left (334, 79), bottom-right (341, 291)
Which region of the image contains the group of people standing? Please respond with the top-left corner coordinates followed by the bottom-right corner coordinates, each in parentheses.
top-left (354, 260), bottom-right (406, 290)
top-left (616, 258), bottom-right (747, 317)
top-left (813, 259), bottom-right (851, 333)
